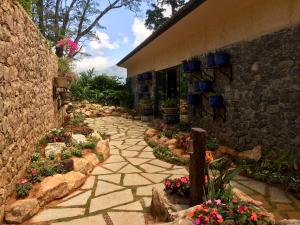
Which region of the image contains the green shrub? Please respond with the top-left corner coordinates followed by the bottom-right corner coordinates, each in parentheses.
top-left (31, 152), bottom-right (41, 162)
top-left (17, 0), bottom-right (34, 14)
top-left (68, 112), bottom-right (86, 126)
top-left (161, 98), bottom-right (178, 108)
top-left (71, 147), bottom-right (82, 157)
top-left (176, 122), bottom-right (191, 132)
top-left (205, 138), bottom-right (219, 150)
top-left (58, 57), bottom-right (73, 75)
top-left (153, 145), bottom-right (188, 165)
top-left (61, 150), bottom-right (72, 160)
top-left (147, 141), bottom-right (158, 148)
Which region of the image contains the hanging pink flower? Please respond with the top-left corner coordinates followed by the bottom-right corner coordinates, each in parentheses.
top-left (56, 38), bottom-right (79, 57)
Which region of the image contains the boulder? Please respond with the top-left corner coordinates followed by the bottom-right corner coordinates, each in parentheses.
top-left (71, 134), bottom-right (87, 144)
top-left (151, 187), bottom-right (189, 222)
top-left (90, 131), bottom-right (102, 140)
top-left (95, 140), bottom-right (110, 161)
top-left (37, 174), bottom-right (69, 205)
top-left (60, 159), bottom-right (74, 172)
top-left (83, 152), bottom-right (99, 167)
top-left (72, 157), bottom-right (93, 175)
top-left (146, 129), bottom-right (160, 138)
top-left (232, 188), bottom-right (263, 207)
top-left (45, 142), bottom-right (66, 157)
top-left (166, 139), bottom-right (178, 146)
top-left (279, 220), bottom-right (300, 225)
top-left (5, 199), bottom-right (39, 224)
top-left (63, 171), bottom-right (86, 191)
top-left (217, 146), bottom-right (238, 157)
top-left (238, 145), bottom-right (262, 161)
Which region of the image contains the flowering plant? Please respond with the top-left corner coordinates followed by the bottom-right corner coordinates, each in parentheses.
top-left (46, 128), bottom-right (71, 143)
top-left (56, 38), bottom-right (79, 57)
top-left (187, 198), bottom-right (276, 225)
top-left (26, 168), bottom-right (41, 183)
top-left (16, 179), bottom-right (32, 199)
top-left (164, 176), bottom-right (190, 197)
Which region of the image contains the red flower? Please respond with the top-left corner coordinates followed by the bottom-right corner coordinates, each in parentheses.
top-left (251, 212), bottom-right (258, 222)
top-left (31, 169), bottom-right (37, 175)
top-left (165, 181), bottom-right (171, 187)
top-left (216, 214), bottom-right (223, 223)
top-left (176, 182), bottom-right (181, 187)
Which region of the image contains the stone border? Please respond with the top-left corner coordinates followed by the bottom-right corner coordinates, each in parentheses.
top-left (3, 138), bottom-right (111, 224)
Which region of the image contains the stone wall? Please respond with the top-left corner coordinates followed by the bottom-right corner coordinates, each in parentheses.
top-left (0, 0), bottom-right (64, 206)
top-left (189, 25), bottom-right (300, 152)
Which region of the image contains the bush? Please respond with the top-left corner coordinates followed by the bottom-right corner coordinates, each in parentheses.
top-left (205, 138), bottom-right (219, 151)
top-left (61, 149), bottom-right (72, 160)
top-left (17, 0), bottom-right (33, 14)
top-left (71, 69), bottom-right (133, 108)
top-left (71, 147), bottom-right (82, 157)
top-left (153, 145), bottom-right (188, 165)
top-left (16, 179), bottom-right (32, 199)
top-left (31, 152), bottom-right (41, 162)
top-left (148, 141), bottom-right (158, 148)
top-left (164, 176), bottom-right (190, 197)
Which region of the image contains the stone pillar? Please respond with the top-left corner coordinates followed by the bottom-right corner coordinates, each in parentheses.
top-left (189, 128), bottom-right (207, 206)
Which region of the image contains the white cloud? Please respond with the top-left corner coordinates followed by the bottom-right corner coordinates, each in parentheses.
top-left (75, 56), bottom-right (112, 73)
top-left (162, 4), bottom-right (172, 17)
top-left (90, 31), bottom-right (120, 50)
top-left (123, 36), bottom-right (129, 44)
top-left (132, 18), bottom-right (152, 47)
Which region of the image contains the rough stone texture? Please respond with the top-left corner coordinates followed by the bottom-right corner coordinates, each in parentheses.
top-left (45, 142), bottom-right (66, 157)
top-left (72, 157), bottom-right (93, 175)
top-left (0, 0), bottom-right (64, 206)
top-left (187, 25), bottom-right (300, 152)
top-left (4, 198), bottom-right (39, 224)
top-left (71, 134), bottom-right (87, 144)
top-left (279, 220), bottom-right (300, 225)
top-left (37, 174), bottom-right (69, 205)
top-left (95, 140), bottom-right (111, 161)
top-left (63, 171), bottom-right (86, 191)
top-left (83, 153), bottom-right (100, 167)
top-left (0, 205), bottom-right (4, 225)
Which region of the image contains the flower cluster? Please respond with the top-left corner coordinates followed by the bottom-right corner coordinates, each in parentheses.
top-left (164, 176), bottom-right (190, 197)
top-left (46, 128), bottom-right (71, 143)
top-left (16, 179), bottom-right (32, 199)
top-left (56, 38), bottom-right (79, 57)
top-left (188, 198), bottom-right (275, 225)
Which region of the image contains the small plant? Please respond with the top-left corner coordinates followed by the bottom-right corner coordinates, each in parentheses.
top-left (16, 179), bottom-right (32, 199)
top-left (99, 132), bottom-right (110, 140)
top-left (176, 122), bottom-right (191, 132)
top-left (46, 128), bottom-right (71, 143)
top-left (47, 152), bottom-right (55, 160)
top-left (205, 138), bottom-right (219, 151)
top-left (158, 129), bottom-right (177, 139)
top-left (78, 140), bottom-right (97, 150)
top-left (61, 149), bottom-right (72, 160)
top-left (148, 140), bottom-right (158, 148)
top-left (68, 112), bottom-right (86, 126)
top-left (164, 176), bottom-right (190, 197)
top-left (31, 152), bottom-right (41, 162)
top-left (71, 147), bottom-right (82, 157)
top-left (26, 169), bottom-right (41, 183)
top-left (153, 145), bottom-right (188, 165)
top-left (161, 98), bottom-right (178, 108)
top-left (96, 152), bottom-right (104, 162)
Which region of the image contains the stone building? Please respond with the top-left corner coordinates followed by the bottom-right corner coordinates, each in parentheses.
top-left (118, 0), bottom-right (300, 152)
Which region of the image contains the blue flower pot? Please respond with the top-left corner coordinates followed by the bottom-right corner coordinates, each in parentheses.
top-left (182, 61), bottom-right (189, 72)
top-left (143, 72), bottom-right (152, 80)
top-left (215, 52), bottom-right (230, 67)
top-left (209, 95), bottom-right (223, 108)
top-left (207, 53), bottom-right (216, 68)
top-left (187, 94), bottom-right (200, 105)
top-left (188, 60), bottom-right (201, 72)
top-left (194, 80), bottom-right (213, 92)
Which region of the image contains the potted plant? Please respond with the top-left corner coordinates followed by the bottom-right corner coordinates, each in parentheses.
top-left (209, 92), bottom-right (224, 108)
top-left (54, 77), bottom-right (72, 89)
top-left (161, 98), bottom-right (178, 115)
top-left (187, 94), bottom-right (200, 105)
top-left (140, 96), bottom-right (153, 116)
top-left (182, 58), bottom-right (201, 73)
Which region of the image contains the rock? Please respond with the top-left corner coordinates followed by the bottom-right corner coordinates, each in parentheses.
top-left (217, 146), bottom-right (238, 157)
top-left (151, 187), bottom-right (187, 222)
top-left (37, 174), bottom-right (69, 205)
top-left (45, 142), bottom-right (66, 157)
top-left (238, 145), bottom-right (262, 161)
top-left (146, 129), bottom-right (160, 138)
top-left (90, 132), bottom-right (102, 140)
top-left (232, 188), bottom-right (263, 206)
top-left (63, 171), bottom-right (86, 191)
top-left (95, 140), bottom-right (110, 161)
top-left (71, 134), bottom-right (87, 144)
top-left (172, 149), bottom-right (185, 158)
top-left (72, 157), bottom-right (93, 175)
top-left (0, 205), bottom-right (4, 224)
top-left (5, 199), bottom-right (39, 224)
top-left (60, 159), bottom-right (74, 172)
top-left (83, 153), bottom-right (99, 167)
top-left (279, 220), bottom-right (300, 225)
top-left (166, 139), bottom-right (177, 145)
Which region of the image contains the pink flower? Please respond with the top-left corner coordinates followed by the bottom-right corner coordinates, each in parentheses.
top-left (205, 200), bottom-right (212, 205)
top-left (195, 218), bottom-right (201, 225)
top-left (165, 181), bottom-right (171, 187)
top-left (216, 214), bottom-right (223, 223)
top-left (20, 178), bottom-right (28, 184)
top-left (31, 169), bottom-right (37, 175)
top-left (176, 182), bottom-right (181, 188)
top-left (215, 199), bottom-right (221, 205)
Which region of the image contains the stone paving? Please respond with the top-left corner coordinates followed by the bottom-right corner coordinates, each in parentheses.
top-left (231, 175), bottom-right (300, 221)
top-left (28, 117), bottom-right (189, 225)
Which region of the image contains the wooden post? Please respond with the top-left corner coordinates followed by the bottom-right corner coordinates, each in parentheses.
top-left (189, 128), bottom-right (207, 206)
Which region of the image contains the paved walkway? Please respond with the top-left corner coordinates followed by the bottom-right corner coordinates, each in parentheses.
top-left (29, 117), bottom-right (189, 225)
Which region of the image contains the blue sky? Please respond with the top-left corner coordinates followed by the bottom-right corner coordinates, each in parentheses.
top-left (74, 3), bottom-right (154, 78)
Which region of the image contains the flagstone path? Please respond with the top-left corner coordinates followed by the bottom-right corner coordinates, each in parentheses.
top-left (28, 116), bottom-right (189, 225)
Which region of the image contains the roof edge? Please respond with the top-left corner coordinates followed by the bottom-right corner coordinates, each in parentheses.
top-left (117, 0), bottom-right (206, 67)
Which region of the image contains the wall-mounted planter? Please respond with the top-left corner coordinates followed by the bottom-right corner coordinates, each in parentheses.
top-left (207, 53), bottom-right (216, 68)
top-left (215, 52), bottom-right (230, 67)
top-left (54, 77), bottom-right (72, 89)
top-left (163, 107), bottom-right (178, 115)
top-left (209, 95), bottom-right (223, 108)
top-left (187, 94), bottom-right (200, 105)
top-left (194, 80), bottom-right (213, 92)
top-left (182, 59), bottom-right (201, 72)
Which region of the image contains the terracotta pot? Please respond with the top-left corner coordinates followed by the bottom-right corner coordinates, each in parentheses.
top-left (54, 77), bottom-right (72, 89)
top-left (162, 107), bottom-right (178, 115)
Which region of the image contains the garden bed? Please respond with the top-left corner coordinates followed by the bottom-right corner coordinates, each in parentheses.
top-left (3, 113), bottom-right (111, 224)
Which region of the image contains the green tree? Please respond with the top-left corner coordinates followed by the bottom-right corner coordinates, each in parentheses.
top-left (145, 4), bottom-right (169, 30)
top-left (17, 0), bottom-right (35, 14)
